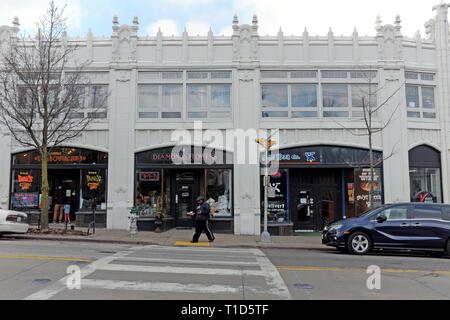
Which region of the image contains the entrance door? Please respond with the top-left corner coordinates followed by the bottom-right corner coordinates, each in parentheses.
top-left (290, 169), bottom-right (341, 231)
top-left (49, 169), bottom-right (80, 221)
top-left (173, 171), bottom-right (201, 228)
top-left (318, 187), bottom-right (338, 230)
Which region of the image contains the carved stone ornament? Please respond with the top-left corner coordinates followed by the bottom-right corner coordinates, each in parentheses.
top-left (116, 70), bottom-right (131, 82)
top-left (239, 70), bottom-right (253, 82)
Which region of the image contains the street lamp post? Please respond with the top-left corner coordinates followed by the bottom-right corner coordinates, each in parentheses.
top-left (256, 135), bottom-right (276, 243)
top-left (260, 144), bottom-right (271, 243)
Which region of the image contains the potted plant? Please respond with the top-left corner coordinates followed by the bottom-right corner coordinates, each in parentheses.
top-left (153, 200), bottom-right (168, 233)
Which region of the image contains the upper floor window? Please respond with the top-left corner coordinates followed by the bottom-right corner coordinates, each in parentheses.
top-left (405, 71), bottom-right (437, 120)
top-left (406, 85), bottom-right (436, 119)
top-left (261, 70), bottom-right (377, 120)
top-left (138, 70), bottom-right (232, 121)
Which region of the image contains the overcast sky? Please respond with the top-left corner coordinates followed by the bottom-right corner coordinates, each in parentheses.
top-left (0, 0), bottom-right (441, 38)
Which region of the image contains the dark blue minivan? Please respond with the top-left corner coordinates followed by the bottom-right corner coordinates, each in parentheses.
top-left (322, 203), bottom-right (450, 256)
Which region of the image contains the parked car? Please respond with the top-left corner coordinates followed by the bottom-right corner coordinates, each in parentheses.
top-left (0, 210), bottom-right (29, 236)
top-left (322, 203), bottom-right (450, 256)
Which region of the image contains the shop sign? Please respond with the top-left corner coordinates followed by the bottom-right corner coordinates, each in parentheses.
top-left (12, 192), bottom-right (39, 207)
top-left (34, 152), bottom-right (87, 163)
top-left (86, 171), bottom-right (102, 190)
top-left (355, 168), bottom-right (382, 214)
top-left (139, 172), bottom-right (160, 182)
top-left (18, 171), bottom-right (34, 191)
top-left (347, 183), bottom-right (355, 204)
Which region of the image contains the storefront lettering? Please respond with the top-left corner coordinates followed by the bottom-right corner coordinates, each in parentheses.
top-left (34, 154), bottom-right (87, 163)
top-left (18, 172), bottom-right (34, 191)
top-left (86, 171), bottom-right (102, 190)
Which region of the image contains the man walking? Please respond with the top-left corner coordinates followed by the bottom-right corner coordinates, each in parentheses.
top-left (189, 196), bottom-right (215, 243)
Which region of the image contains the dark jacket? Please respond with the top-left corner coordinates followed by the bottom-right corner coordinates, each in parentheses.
top-left (194, 202), bottom-right (211, 221)
top-left (54, 188), bottom-right (66, 205)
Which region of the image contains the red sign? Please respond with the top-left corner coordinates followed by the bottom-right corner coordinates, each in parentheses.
top-left (139, 172), bottom-right (160, 182)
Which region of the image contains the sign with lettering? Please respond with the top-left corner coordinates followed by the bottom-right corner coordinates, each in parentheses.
top-left (139, 172), bottom-right (160, 182)
top-left (355, 168), bottom-right (382, 214)
top-left (86, 171), bottom-right (102, 190)
top-left (12, 192), bottom-right (39, 208)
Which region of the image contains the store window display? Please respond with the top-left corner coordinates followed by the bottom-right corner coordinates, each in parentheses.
top-left (205, 169), bottom-right (232, 217)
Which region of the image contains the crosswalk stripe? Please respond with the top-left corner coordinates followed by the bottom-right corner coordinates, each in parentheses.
top-left (112, 256), bottom-right (260, 267)
top-left (96, 263), bottom-right (267, 277)
top-left (81, 279), bottom-right (266, 294)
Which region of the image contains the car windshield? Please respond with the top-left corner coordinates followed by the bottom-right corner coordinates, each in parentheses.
top-left (358, 207), bottom-right (380, 218)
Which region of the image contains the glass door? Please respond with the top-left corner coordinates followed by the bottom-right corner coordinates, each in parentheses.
top-left (174, 171), bottom-right (200, 228)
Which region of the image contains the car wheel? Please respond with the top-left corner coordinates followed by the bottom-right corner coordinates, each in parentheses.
top-left (347, 232), bottom-right (372, 255)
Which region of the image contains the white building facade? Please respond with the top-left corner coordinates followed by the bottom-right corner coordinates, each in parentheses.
top-left (1, 3), bottom-right (449, 235)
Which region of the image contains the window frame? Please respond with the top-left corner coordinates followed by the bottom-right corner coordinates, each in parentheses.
top-left (405, 71), bottom-right (437, 120)
top-left (137, 70), bottom-right (232, 121)
top-left (260, 69), bottom-right (378, 120)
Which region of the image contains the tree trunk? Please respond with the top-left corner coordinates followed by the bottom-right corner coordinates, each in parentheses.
top-left (369, 132), bottom-right (375, 209)
top-left (40, 146), bottom-right (49, 230)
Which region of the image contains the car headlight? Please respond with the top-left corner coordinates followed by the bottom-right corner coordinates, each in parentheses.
top-left (328, 224), bottom-right (344, 232)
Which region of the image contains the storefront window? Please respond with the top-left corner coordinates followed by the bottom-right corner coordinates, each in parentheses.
top-left (263, 169), bottom-right (288, 224)
top-left (205, 169), bottom-right (232, 217)
top-left (409, 145), bottom-right (442, 203)
top-left (136, 170), bottom-right (164, 217)
top-left (11, 170), bottom-right (40, 209)
top-left (410, 168), bottom-right (442, 203)
top-left (81, 169), bottom-right (107, 210)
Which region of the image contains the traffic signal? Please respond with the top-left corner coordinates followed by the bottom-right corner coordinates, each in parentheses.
top-left (255, 138), bottom-right (265, 147)
top-left (268, 139), bottom-right (276, 149)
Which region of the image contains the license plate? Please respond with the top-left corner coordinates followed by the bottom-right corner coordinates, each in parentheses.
top-left (17, 217), bottom-right (22, 222)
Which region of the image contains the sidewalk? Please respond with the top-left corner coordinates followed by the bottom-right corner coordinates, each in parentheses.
top-left (3, 226), bottom-right (326, 250)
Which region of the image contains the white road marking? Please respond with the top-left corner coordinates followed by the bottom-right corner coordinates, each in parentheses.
top-left (112, 256), bottom-right (260, 267)
top-left (24, 245), bottom-right (292, 300)
top-left (81, 279), bottom-right (267, 295)
top-left (23, 247), bottom-right (140, 300)
top-left (96, 263), bottom-right (267, 276)
top-left (251, 249), bottom-right (293, 300)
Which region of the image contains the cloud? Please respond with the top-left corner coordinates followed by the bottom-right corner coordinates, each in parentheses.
top-left (0, 0), bottom-right (81, 32)
top-left (232, 0), bottom-right (433, 37)
top-left (185, 20), bottom-right (210, 36)
top-left (146, 19), bottom-right (179, 36)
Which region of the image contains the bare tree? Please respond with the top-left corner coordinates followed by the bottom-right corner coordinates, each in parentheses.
top-left (334, 69), bottom-right (404, 210)
top-left (0, 1), bottom-right (107, 230)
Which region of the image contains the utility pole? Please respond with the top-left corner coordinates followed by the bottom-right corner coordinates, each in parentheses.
top-left (256, 137), bottom-right (276, 243)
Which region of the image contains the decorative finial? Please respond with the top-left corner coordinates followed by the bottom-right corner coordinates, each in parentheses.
top-left (252, 14), bottom-right (258, 26)
top-left (133, 16), bottom-right (139, 26)
top-left (113, 15), bottom-right (119, 25)
top-left (12, 16), bottom-right (20, 27)
top-left (233, 14), bottom-right (238, 26)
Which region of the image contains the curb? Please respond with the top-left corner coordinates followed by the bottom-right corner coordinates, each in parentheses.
top-left (2, 234), bottom-right (328, 251)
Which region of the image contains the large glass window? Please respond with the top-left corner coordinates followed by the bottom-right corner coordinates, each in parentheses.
top-left (405, 72), bottom-right (436, 119)
top-left (322, 84), bottom-right (348, 108)
top-left (410, 168), bottom-right (442, 203)
top-left (262, 169), bottom-right (288, 224)
top-left (409, 145), bottom-right (442, 203)
top-left (261, 85), bottom-right (288, 108)
top-left (136, 169), bottom-right (164, 217)
top-left (205, 169), bottom-right (232, 217)
top-left (11, 170), bottom-right (40, 209)
top-left (187, 84), bottom-right (231, 119)
top-left (139, 85), bottom-right (182, 119)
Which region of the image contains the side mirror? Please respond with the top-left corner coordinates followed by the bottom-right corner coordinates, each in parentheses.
top-left (377, 215), bottom-right (387, 223)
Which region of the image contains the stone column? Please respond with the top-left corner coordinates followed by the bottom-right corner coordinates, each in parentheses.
top-left (432, 3), bottom-right (450, 202)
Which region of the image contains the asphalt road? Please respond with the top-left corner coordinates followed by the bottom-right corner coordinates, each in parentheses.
top-left (0, 239), bottom-right (449, 300)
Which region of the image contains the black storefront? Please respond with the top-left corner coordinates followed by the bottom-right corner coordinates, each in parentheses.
top-left (262, 145), bottom-right (383, 233)
top-left (11, 147), bottom-right (108, 227)
top-left (135, 146), bottom-right (234, 233)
